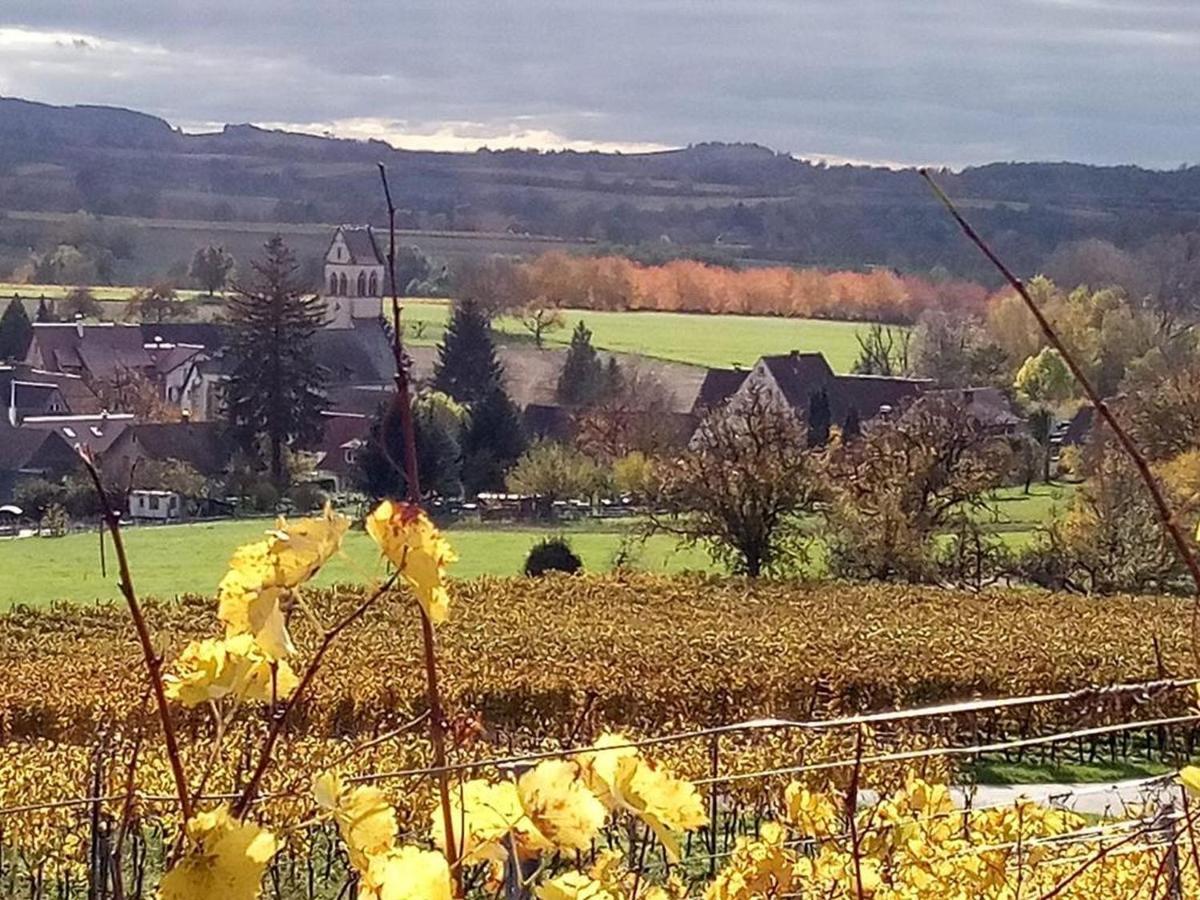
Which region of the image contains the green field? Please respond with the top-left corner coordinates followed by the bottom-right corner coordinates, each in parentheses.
top-left (404, 299), bottom-right (873, 371)
top-left (0, 282), bottom-right (211, 303)
top-left (0, 518), bottom-right (714, 608)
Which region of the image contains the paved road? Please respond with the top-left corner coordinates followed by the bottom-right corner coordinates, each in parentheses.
top-left (952, 777), bottom-right (1180, 817)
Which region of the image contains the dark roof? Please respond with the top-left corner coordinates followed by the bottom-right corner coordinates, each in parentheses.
top-left (326, 384), bottom-right (394, 417)
top-left (832, 374), bottom-right (929, 424)
top-left (759, 353), bottom-right (836, 409)
top-left (140, 322), bottom-right (231, 351)
top-left (21, 414), bottom-right (132, 454)
top-left (27, 324), bottom-right (151, 379)
top-left (691, 368), bottom-right (749, 414)
top-left (925, 387), bottom-right (1024, 430)
top-left (522, 403), bottom-right (575, 441)
top-left (335, 226), bottom-right (384, 265)
top-left (117, 422), bottom-right (234, 475)
top-left (1062, 405), bottom-right (1095, 446)
top-left (313, 319), bottom-right (395, 385)
top-left (0, 423), bottom-right (79, 474)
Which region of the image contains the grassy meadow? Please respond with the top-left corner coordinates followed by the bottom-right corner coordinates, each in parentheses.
top-left (0, 517), bottom-right (714, 608)
top-left (404, 299), bottom-right (874, 371)
top-left (0, 483), bottom-right (1070, 607)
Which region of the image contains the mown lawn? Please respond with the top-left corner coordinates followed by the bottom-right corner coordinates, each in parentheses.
top-left (0, 517), bottom-right (714, 608)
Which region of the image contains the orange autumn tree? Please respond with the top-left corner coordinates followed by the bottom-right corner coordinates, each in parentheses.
top-left (513, 252), bottom-right (987, 322)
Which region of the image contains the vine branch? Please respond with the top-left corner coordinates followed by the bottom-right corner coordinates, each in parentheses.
top-left (80, 451), bottom-right (193, 822)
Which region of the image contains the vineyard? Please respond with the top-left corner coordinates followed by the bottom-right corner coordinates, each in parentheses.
top-left (4, 570), bottom-right (1200, 897)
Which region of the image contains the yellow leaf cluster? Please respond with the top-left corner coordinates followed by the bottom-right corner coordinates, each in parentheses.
top-left (366, 500), bottom-right (457, 623)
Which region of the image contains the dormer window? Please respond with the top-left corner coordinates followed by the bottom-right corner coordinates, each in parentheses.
top-left (62, 427), bottom-right (76, 439)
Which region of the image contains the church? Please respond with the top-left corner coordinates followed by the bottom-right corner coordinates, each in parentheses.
top-left (322, 225), bottom-right (387, 328)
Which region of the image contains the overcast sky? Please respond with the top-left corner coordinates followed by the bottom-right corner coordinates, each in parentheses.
top-left (1, 1), bottom-right (1198, 168)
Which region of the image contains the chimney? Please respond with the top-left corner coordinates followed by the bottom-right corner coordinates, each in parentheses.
top-left (74, 313), bottom-right (84, 339)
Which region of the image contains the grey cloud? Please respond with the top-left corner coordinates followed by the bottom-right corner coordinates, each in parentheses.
top-left (1, 0), bottom-right (1200, 166)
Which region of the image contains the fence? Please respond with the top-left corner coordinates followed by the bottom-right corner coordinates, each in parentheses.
top-left (2, 676), bottom-right (1200, 898)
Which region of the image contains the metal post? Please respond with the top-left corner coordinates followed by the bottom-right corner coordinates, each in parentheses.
top-left (1155, 796), bottom-right (1182, 900)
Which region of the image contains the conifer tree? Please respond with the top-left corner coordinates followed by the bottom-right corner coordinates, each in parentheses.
top-left (460, 387), bottom-right (527, 495)
top-left (357, 399), bottom-right (462, 500)
top-left (433, 299), bottom-right (505, 404)
top-left (224, 236), bottom-right (328, 485)
top-left (35, 297), bottom-right (58, 323)
top-left (556, 321), bottom-right (606, 407)
top-left (807, 389), bottom-right (831, 448)
top-left (0, 299), bottom-right (33, 361)
top-left (843, 406), bottom-right (863, 442)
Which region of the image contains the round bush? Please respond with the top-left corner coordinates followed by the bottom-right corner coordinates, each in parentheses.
top-left (288, 482), bottom-right (328, 513)
top-left (524, 537), bottom-right (583, 577)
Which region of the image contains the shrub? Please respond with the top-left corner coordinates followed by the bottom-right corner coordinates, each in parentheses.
top-left (524, 536), bottom-right (583, 576)
top-left (39, 503), bottom-right (70, 537)
top-left (248, 480), bottom-right (280, 513)
top-left (288, 482), bottom-right (327, 513)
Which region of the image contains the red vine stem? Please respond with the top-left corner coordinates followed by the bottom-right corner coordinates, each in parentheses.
top-left (80, 452), bottom-right (193, 822)
top-left (378, 163), bottom-right (463, 898)
top-left (920, 169), bottom-right (1200, 667)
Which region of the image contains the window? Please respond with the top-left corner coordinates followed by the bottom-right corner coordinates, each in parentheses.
top-left (368, 272), bottom-right (379, 296)
top-left (62, 427), bottom-right (76, 439)
top-left (329, 273), bottom-right (338, 295)
top-left (356, 272), bottom-right (367, 296)
top-left (89, 426), bottom-right (102, 438)
top-left (338, 273), bottom-right (348, 296)
top-left (343, 448), bottom-right (356, 464)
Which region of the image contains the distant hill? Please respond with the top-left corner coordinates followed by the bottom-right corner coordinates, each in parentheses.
top-left (2, 96), bottom-right (1200, 284)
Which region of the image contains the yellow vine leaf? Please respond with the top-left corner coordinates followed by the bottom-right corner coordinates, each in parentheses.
top-left (366, 500), bottom-right (457, 624)
top-left (576, 733), bottom-right (707, 863)
top-left (164, 634), bottom-right (298, 707)
top-left (159, 806), bottom-right (278, 900)
top-left (313, 772), bottom-right (398, 871)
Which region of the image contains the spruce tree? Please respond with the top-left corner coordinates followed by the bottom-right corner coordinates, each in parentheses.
top-left (357, 400), bottom-right (462, 500)
top-left (433, 299), bottom-right (505, 404)
top-left (807, 389), bottom-right (831, 448)
top-left (35, 297), bottom-right (58, 323)
top-left (556, 321), bottom-right (605, 407)
top-left (224, 236), bottom-right (328, 485)
top-left (843, 406), bottom-right (863, 442)
top-left (460, 387), bottom-right (527, 496)
top-left (0, 299), bottom-right (33, 361)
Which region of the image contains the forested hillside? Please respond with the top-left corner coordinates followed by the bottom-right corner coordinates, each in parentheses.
top-left (4, 96), bottom-right (1200, 283)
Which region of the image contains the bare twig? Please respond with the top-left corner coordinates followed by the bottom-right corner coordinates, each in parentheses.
top-left (920, 170), bottom-right (1200, 666)
top-left (80, 451), bottom-right (192, 822)
top-left (232, 573), bottom-right (398, 817)
top-left (846, 725), bottom-right (866, 900)
top-left (378, 162), bottom-right (462, 898)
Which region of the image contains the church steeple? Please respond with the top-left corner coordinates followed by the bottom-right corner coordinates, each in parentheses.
top-left (321, 225), bottom-right (385, 328)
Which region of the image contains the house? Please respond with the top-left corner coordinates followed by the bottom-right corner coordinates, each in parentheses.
top-left (101, 421), bottom-right (234, 485)
top-left (0, 365), bottom-right (79, 424)
top-left (322, 225), bottom-right (386, 329)
top-left (128, 489), bottom-right (184, 522)
top-left (729, 351), bottom-right (929, 428)
top-left (20, 412), bottom-right (133, 455)
top-left (310, 412), bottom-right (373, 492)
top-left (924, 387), bottom-right (1024, 436)
top-left (0, 422), bottom-right (81, 502)
top-left (690, 367), bottom-right (749, 416)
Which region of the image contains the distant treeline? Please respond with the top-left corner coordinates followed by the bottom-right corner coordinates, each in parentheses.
top-left (469, 252), bottom-right (989, 323)
top-left (6, 98), bottom-right (1200, 284)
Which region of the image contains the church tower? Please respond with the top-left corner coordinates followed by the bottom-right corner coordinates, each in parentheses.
top-left (321, 226), bottom-right (386, 329)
